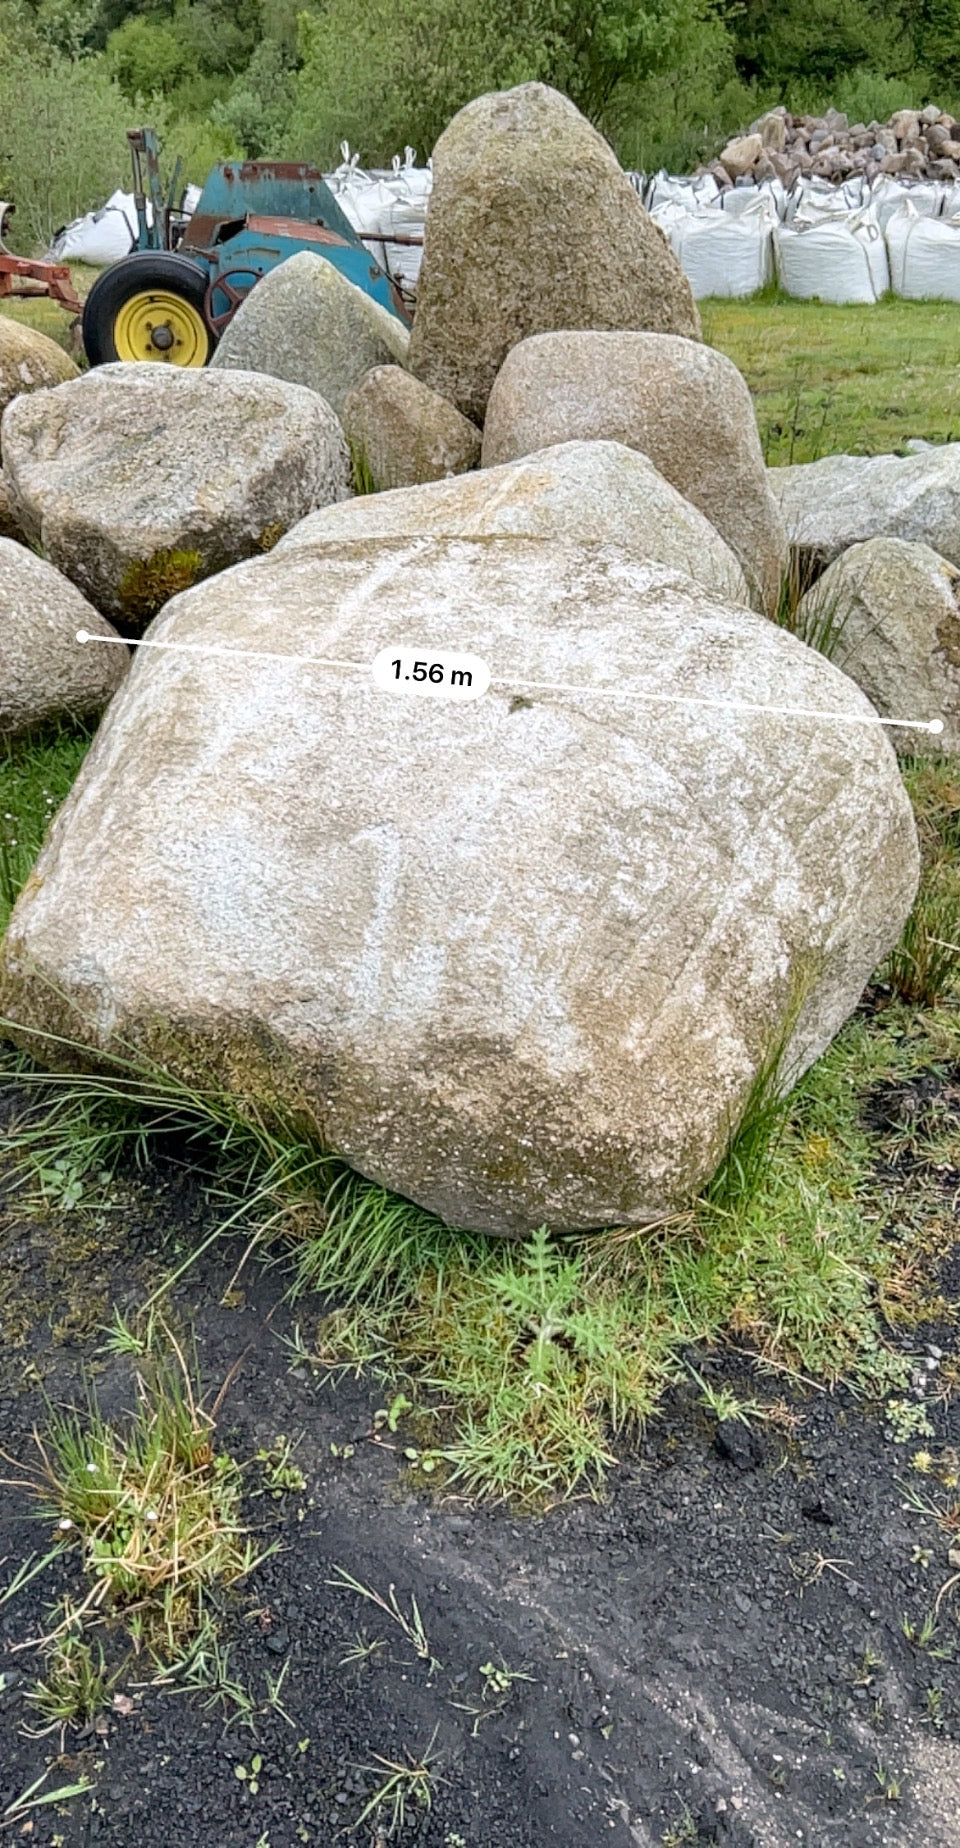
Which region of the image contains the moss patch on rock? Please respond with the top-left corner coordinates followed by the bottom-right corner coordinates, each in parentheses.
top-left (116, 548), bottom-right (205, 631)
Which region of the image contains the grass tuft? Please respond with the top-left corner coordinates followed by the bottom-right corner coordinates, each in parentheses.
top-left (885, 759), bottom-right (960, 1007)
top-left (0, 718), bottom-right (96, 934)
top-left (1, 1335), bottom-right (264, 1651)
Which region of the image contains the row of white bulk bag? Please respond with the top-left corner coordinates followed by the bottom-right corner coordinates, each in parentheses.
top-left (652, 196), bottom-right (775, 298)
top-left (324, 143), bottom-right (431, 297)
top-left (886, 201), bottom-right (960, 300)
top-left (773, 208), bottom-right (889, 304)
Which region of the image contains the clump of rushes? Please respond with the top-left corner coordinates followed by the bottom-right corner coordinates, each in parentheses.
top-left (26, 1625), bottom-right (124, 1734)
top-left (2, 1332), bottom-right (264, 1649)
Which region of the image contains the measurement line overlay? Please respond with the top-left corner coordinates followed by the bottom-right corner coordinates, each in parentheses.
top-left (74, 631), bottom-right (945, 736)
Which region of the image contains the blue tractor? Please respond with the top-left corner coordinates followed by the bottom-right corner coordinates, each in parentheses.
top-left (81, 128), bottom-right (411, 368)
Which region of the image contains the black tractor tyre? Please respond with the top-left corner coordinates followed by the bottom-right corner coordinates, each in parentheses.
top-left (81, 250), bottom-right (215, 368)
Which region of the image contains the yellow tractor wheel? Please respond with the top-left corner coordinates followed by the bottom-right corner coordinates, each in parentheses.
top-left (113, 288), bottom-right (209, 365)
top-left (82, 252), bottom-right (215, 369)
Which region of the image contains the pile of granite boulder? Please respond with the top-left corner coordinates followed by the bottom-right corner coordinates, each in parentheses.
top-left (710, 103), bottom-right (960, 190)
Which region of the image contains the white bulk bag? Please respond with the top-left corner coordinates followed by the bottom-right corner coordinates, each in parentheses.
top-left (869, 176), bottom-right (946, 229)
top-left (646, 169), bottom-right (719, 212)
top-left (718, 177), bottom-right (787, 219)
top-left (774, 208), bottom-right (889, 304)
top-left (784, 175), bottom-right (869, 224)
top-left (665, 198), bottom-right (775, 298)
top-left (48, 188), bottom-right (141, 265)
top-left (886, 201), bottom-right (960, 301)
top-left (327, 148), bottom-right (431, 296)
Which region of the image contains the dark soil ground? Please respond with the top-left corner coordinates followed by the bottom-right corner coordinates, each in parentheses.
top-left (2, 1077), bottom-right (960, 1848)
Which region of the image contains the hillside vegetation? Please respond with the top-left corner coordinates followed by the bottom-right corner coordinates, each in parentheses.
top-left (0, 0), bottom-right (959, 250)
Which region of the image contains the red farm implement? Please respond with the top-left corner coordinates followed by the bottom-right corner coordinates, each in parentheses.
top-left (0, 202), bottom-right (82, 320)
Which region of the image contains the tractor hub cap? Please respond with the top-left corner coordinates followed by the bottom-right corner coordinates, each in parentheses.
top-left (114, 288), bottom-right (208, 367)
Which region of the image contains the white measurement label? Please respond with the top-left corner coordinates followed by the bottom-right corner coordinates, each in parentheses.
top-left (371, 644), bottom-right (490, 703)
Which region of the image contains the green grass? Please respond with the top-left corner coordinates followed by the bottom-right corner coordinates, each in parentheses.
top-left (5, 270), bottom-right (957, 464)
top-left (0, 719), bottom-right (97, 934)
top-left (701, 291), bottom-right (960, 465)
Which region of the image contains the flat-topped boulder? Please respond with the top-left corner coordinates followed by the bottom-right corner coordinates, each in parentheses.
top-left (1, 362), bottom-right (350, 628)
top-left (280, 439), bottom-right (751, 606)
top-left (481, 332), bottom-right (786, 613)
top-left (770, 445), bottom-right (960, 585)
top-left (0, 534), bottom-right (917, 1236)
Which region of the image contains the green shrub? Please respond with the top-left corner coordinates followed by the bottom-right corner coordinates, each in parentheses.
top-left (0, 49), bottom-right (153, 251)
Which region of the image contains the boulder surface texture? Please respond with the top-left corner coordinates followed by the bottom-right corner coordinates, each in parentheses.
top-left (481, 332), bottom-right (786, 613)
top-left (0, 362), bottom-right (350, 628)
top-left (770, 446), bottom-right (960, 582)
top-left (407, 82), bottom-right (700, 425)
top-left (342, 365), bottom-right (481, 489)
top-left (0, 537), bottom-right (128, 737)
top-left (210, 252), bottom-right (409, 416)
top-left (0, 470), bottom-right (25, 544)
top-left (280, 439), bottom-right (751, 606)
top-left (796, 537), bottom-right (960, 754)
top-left (0, 317), bottom-right (77, 418)
top-left (0, 535), bottom-right (917, 1237)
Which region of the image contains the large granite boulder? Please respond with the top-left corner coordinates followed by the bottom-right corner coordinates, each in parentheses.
top-left (342, 365), bottom-right (480, 490)
top-left (279, 439), bottom-right (751, 606)
top-left (0, 316), bottom-right (77, 418)
top-left (481, 332), bottom-right (786, 613)
top-left (0, 362), bottom-right (350, 628)
top-left (210, 251), bottom-right (409, 417)
top-left (407, 82), bottom-right (700, 426)
top-left (770, 446), bottom-right (960, 585)
top-left (796, 537), bottom-right (960, 754)
top-left (0, 537), bottom-right (128, 738)
top-left (0, 535), bottom-right (917, 1237)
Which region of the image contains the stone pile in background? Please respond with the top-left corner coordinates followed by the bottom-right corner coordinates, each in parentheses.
top-left (714, 103), bottom-right (960, 190)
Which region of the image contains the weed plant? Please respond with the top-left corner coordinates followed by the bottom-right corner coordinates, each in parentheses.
top-left (26, 1628), bottom-right (124, 1734)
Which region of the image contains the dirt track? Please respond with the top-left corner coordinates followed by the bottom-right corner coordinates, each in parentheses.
top-left (2, 1130), bottom-right (959, 1848)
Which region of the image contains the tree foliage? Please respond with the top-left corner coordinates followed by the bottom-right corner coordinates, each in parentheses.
top-left (1, 0), bottom-right (959, 253)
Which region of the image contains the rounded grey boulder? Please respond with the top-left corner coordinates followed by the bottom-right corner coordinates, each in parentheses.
top-left (481, 332), bottom-right (787, 614)
top-left (0, 537), bottom-right (128, 738)
top-left (796, 537), bottom-right (960, 754)
top-left (210, 251), bottom-right (410, 417)
top-left (342, 365), bottom-right (481, 490)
